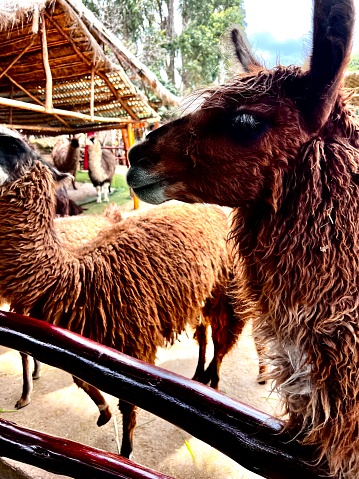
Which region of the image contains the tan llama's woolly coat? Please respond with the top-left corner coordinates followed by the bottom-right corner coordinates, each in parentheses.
top-left (0, 161), bottom-right (234, 366)
top-left (53, 203), bottom-right (123, 248)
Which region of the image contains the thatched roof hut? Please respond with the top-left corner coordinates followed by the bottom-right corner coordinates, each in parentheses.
top-left (0, 0), bottom-right (180, 135)
top-left (344, 71), bottom-right (359, 111)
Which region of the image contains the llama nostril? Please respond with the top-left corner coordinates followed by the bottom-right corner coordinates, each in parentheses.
top-left (128, 144), bottom-right (145, 166)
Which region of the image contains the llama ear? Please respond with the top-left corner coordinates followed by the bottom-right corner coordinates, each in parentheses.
top-left (304, 0), bottom-right (354, 132)
top-left (41, 161), bottom-right (73, 182)
top-left (35, 155), bottom-right (73, 182)
top-left (231, 28), bottom-right (263, 73)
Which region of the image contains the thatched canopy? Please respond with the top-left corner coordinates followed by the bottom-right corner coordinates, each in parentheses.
top-left (344, 71), bottom-right (359, 109)
top-left (0, 0), bottom-right (180, 135)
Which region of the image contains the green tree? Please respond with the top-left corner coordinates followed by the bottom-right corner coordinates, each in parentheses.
top-left (83, 0), bottom-right (246, 95)
top-left (348, 52), bottom-right (359, 71)
top-left (178, 3), bottom-right (246, 92)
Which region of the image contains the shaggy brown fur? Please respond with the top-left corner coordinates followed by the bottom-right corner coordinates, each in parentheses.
top-left (52, 137), bottom-right (80, 190)
top-left (126, 0), bottom-right (359, 476)
top-left (15, 205), bottom-right (125, 408)
top-left (54, 204), bottom-right (123, 247)
top-left (0, 134), bottom-right (244, 457)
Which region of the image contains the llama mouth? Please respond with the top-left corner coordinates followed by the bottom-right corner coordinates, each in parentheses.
top-left (132, 182), bottom-right (169, 205)
top-left (126, 165), bottom-right (162, 189)
top-left (126, 166), bottom-right (170, 204)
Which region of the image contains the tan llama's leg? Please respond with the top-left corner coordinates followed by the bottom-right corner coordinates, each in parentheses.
top-left (32, 358), bottom-right (42, 379)
top-left (192, 322), bottom-right (208, 383)
top-left (205, 291), bottom-right (246, 390)
top-left (15, 352), bottom-right (33, 409)
top-left (103, 182), bottom-right (110, 202)
top-left (96, 185), bottom-right (102, 203)
top-left (72, 376), bottom-right (112, 426)
top-left (118, 400), bottom-right (137, 458)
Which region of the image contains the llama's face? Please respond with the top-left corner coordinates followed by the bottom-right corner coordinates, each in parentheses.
top-left (0, 127), bottom-right (36, 186)
top-left (0, 127), bottom-right (70, 186)
top-left (128, 0), bottom-right (353, 208)
top-left (128, 71), bottom-right (309, 207)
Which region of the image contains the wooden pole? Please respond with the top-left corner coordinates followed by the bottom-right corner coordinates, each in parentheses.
top-left (9, 85), bottom-right (13, 125)
top-left (40, 12), bottom-right (53, 113)
top-left (90, 64), bottom-right (95, 121)
top-left (0, 311), bottom-right (327, 479)
top-left (0, 97), bottom-right (136, 124)
top-left (126, 123), bottom-right (139, 210)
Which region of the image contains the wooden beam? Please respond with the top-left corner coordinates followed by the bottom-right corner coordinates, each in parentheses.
top-left (9, 86), bottom-right (13, 125)
top-left (40, 12), bottom-right (53, 112)
top-left (90, 64), bottom-right (95, 121)
top-left (126, 123), bottom-right (140, 210)
top-left (7, 121), bottom-right (149, 136)
top-left (0, 96), bottom-right (138, 124)
top-left (32, 4), bottom-right (40, 34)
top-left (5, 74), bottom-right (71, 129)
top-left (0, 36), bottom-right (37, 81)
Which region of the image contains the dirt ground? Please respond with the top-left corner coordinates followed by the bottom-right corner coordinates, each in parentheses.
top-left (0, 184), bottom-right (281, 479)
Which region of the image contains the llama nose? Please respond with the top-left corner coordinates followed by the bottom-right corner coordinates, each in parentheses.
top-left (128, 143), bottom-right (153, 166)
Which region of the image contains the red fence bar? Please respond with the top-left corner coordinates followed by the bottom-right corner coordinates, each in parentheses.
top-left (0, 311), bottom-right (328, 479)
top-left (0, 419), bottom-right (173, 479)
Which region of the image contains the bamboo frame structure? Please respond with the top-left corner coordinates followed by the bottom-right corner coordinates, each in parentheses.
top-left (40, 11), bottom-right (52, 112)
top-left (0, 0), bottom-right (161, 135)
top-left (0, 96), bottom-right (138, 124)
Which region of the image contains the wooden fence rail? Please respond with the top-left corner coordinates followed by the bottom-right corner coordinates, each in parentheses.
top-left (0, 311), bottom-right (327, 479)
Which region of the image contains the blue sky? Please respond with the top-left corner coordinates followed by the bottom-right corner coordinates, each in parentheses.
top-left (243, 0), bottom-right (359, 68)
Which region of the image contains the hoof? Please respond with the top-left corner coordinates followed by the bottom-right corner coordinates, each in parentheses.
top-left (33, 360), bottom-right (42, 379)
top-left (97, 406), bottom-right (112, 427)
top-left (192, 372), bottom-right (211, 386)
top-left (15, 397), bottom-right (30, 409)
top-left (120, 447), bottom-right (132, 459)
top-left (256, 374), bottom-right (266, 385)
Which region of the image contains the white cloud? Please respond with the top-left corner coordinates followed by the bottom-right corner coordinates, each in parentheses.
top-left (243, 0), bottom-right (359, 62)
top-left (244, 0), bottom-right (312, 41)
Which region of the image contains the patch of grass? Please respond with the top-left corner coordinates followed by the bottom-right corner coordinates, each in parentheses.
top-left (75, 170), bottom-right (126, 189)
top-left (81, 188), bottom-right (132, 215)
top-left (75, 170), bottom-right (132, 215)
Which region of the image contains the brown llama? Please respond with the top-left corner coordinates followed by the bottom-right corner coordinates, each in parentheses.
top-left (0, 126), bottom-right (246, 458)
top-left (52, 137), bottom-right (80, 190)
top-left (127, 0), bottom-right (359, 476)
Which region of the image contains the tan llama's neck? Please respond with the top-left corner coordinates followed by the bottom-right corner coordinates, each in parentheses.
top-left (0, 162), bottom-right (72, 301)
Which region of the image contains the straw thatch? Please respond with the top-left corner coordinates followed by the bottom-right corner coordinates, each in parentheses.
top-left (344, 71), bottom-right (359, 110)
top-left (0, 0), bottom-right (180, 135)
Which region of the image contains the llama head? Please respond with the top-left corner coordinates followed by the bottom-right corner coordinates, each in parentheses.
top-left (69, 137), bottom-right (80, 149)
top-left (127, 0), bottom-right (355, 208)
top-left (0, 127), bottom-right (69, 187)
top-left (86, 136), bottom-right (96, 146)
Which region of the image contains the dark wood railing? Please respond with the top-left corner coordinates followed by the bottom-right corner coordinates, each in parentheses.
top-left (0, 311), bottom-right (327, 479)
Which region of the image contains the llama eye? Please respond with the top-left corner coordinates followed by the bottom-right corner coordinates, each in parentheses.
top-left (230, 113), bottom-right (267, 141)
